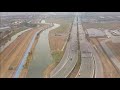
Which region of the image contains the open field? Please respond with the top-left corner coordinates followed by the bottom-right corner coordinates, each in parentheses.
top-left (106, 41), bottom-right (120, 61)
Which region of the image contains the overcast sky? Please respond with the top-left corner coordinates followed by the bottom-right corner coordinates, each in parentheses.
top-left (0, 12), bottom-right (75, 16)
top-left (1, 12), bottom-right (120, 16)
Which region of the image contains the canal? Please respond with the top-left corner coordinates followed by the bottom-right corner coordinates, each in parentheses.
top-left (27, 23), bottom-right (60, 78)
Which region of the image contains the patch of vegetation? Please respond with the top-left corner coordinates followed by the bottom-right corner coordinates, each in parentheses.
top-left (52, 51), bottom-right (64, 63)
top-left (23, 52), bottom-right (32, 69)
top-left (11, 26), bottom-right (28, 36)
top-left (22, 22), bottom-right (37, 27)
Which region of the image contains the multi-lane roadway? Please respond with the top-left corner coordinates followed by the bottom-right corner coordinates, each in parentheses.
top-left (76, 17), bottom-right (104, 78)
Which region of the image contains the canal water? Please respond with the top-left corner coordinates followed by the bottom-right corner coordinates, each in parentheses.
top-left (0, 28), bottom-right (32, 52)
top-left (27, 23), bottom-right (60, 78)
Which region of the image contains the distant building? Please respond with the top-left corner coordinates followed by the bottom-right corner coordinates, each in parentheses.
top-left (110, 30), bottom-right (120, 43)
top-left (41, 20), bottom-right (46, 23)
top-left (110, 30), bottom-right (120, 36)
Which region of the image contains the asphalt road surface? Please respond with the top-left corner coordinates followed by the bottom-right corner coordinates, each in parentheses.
top-left (76, 17), bottom-right (104, 78)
